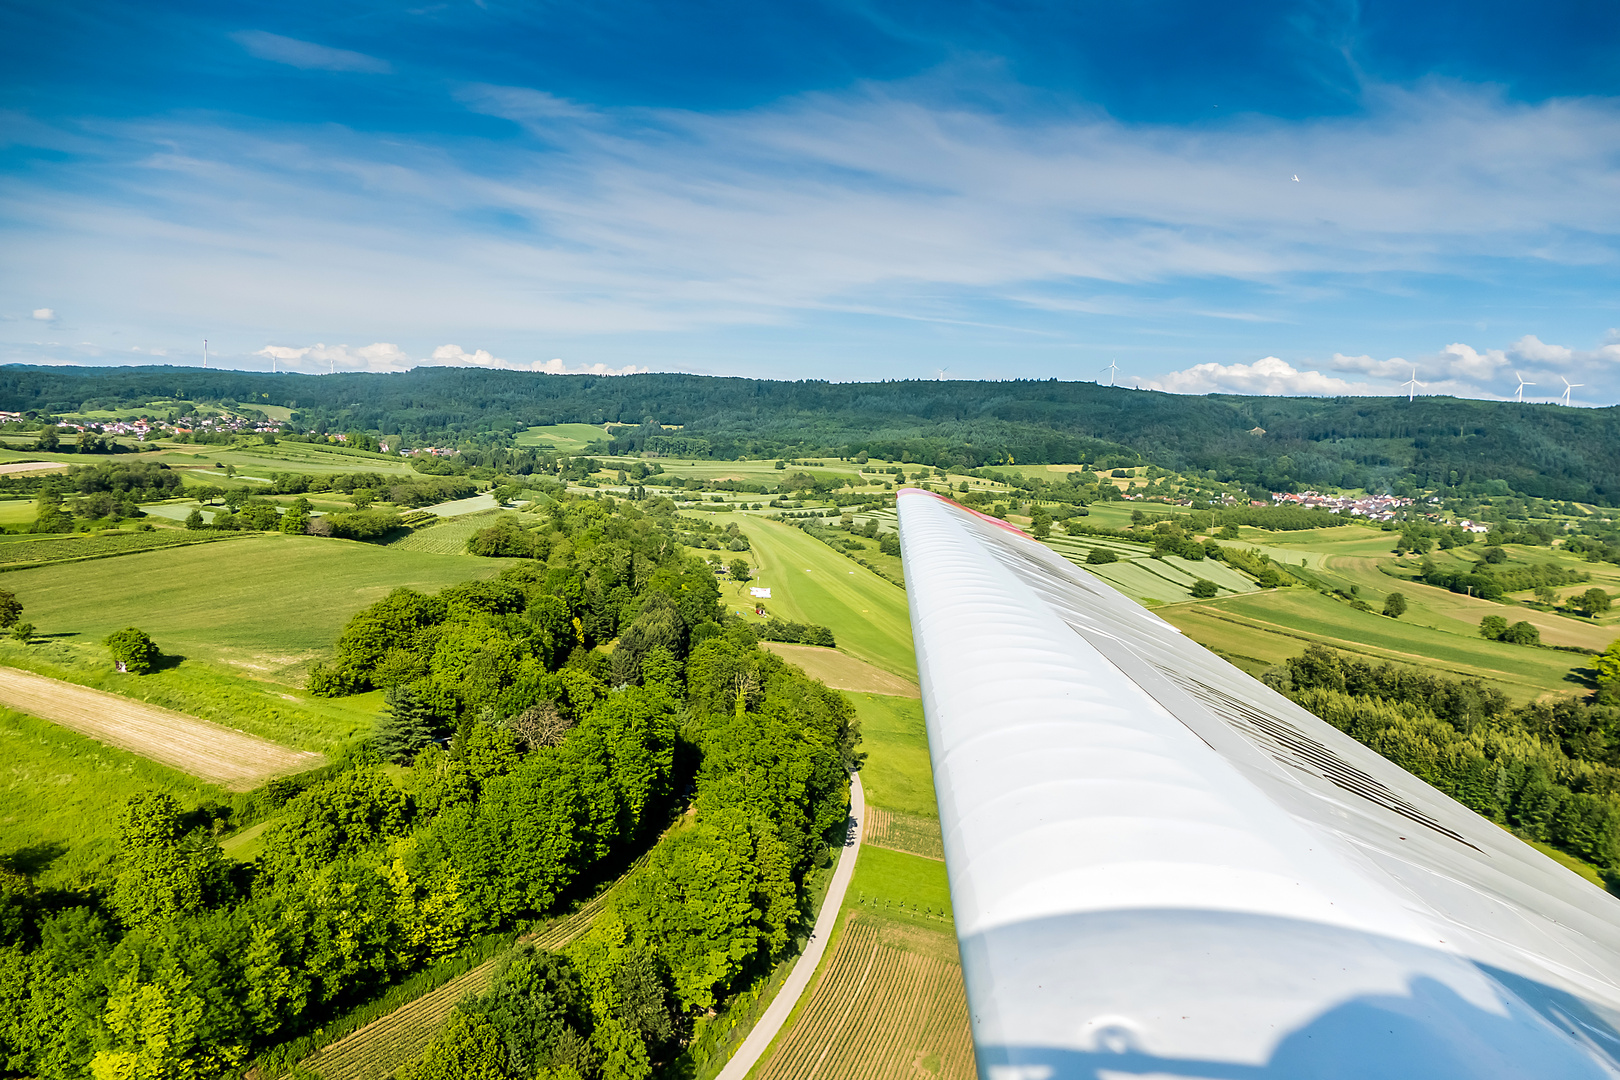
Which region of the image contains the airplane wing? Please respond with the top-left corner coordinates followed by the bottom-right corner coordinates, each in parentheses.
top-left (895, 487), bottom-right (1620, 1079)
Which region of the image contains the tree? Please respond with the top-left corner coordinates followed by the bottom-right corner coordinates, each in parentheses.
top-left (729, 560), bottom-right (752, 587)
top-left (1382, 592), bottom-right (1408, 619)
top-left (1503, 620), bottom-right (1541, 646)
top-left (34, 426), bottom-right (59, 452)
top-left (1479, 615), bottom-right (1509, 640)
top-left (282, 497), bottom-right (311, 535)
top-left (1086, 547), bottom-right (1118, 565)
top-left (1575, 588), bottom-right (1613, 618)
top-left (109, 792), bottom-right (217, 927)
top-left (0, 588), bottom-right (22, 629)
top-left (375, 684), bottom-right (435, 764)
top-left (1597, 641), bottom-right (1620, 704)
top-left (1030, 505), bottom-right (1052, 539)
top-left (106, 627), bottom-right (158, 674)
top-left (878, 532), bottom-right (901, 556)
top-left (1190, 578), bottom-right (1218, 599)
top-left (1535, 585), bottom-right (1558, 606)
top-left (184, 508), bottom-right (205, 530)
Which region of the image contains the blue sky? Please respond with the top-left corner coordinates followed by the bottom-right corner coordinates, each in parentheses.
top-left (4, 1), bottom-right (1620, 404)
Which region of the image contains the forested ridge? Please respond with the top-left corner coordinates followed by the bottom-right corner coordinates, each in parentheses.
top-left (0, 494), bottom-right (857, 1080)
top-left (4, 366), bottom-right (1618, 502)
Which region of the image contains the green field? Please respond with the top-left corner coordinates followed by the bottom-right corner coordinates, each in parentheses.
top-left (3, 533), bottom-right (513, 681)
top-left (514, 423), bottom-right (612, 453)
top-left (0, 707), bottom-right (231, 888)
top-left (851, 694), bottom-right (937, 818)
top-left (723, 513), bottom-right (916, 678)
top-left (848, 846), bottom-right (954, 927)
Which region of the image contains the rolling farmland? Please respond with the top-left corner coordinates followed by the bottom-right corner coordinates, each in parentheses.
top-left (2, 532), bottom-right (511, 680)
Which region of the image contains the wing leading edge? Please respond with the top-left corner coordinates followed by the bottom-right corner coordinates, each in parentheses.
top-left (896, 487), bottom-right (1620, 1080)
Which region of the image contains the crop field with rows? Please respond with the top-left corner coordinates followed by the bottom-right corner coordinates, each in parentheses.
top-left (753, 913), bottom-right (974, 1080)
top-left (0, 528), bottom-right (242, 569)
top-left (864, 807), bottom-right (945, 861)
top-left (386, 509), bottom-right (502, 554)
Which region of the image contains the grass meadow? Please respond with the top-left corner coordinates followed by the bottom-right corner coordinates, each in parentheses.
top-left (3, 532), bottom-right (512, 682)
top-left (850, 693), bottom-right (937, 819)
top-left (514, 424), bottom-right (612, 454)
top-left (0, 706), bottom-right (231, 888)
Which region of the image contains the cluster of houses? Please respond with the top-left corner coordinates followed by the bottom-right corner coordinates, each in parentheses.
top-left (1269, 490), bottom-right (1422, 523)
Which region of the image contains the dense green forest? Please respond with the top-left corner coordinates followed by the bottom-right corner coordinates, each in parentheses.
top-left (3, 366), bottom-right (1617, 503)
top-left (1270, 646), bottom-right (1620, 875)
top-left (0, 495), bottom-right (856, 1080)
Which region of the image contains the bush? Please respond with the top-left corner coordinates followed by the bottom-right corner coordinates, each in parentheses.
top-left (1479, 615), bottom-right (1509, 640)
top-left (1086, 547), bottom-right (1119, 565)
top-left (1382, 592), bottom-right (1407, 618)
top-left (306, 661), bottom-right (362, 697)
top-left (105, 627), bottom-right (158, 674)
top-left (878, 532), bottom-right (901, 556)
top-left (1190, 579), bottom-right (1219, 599)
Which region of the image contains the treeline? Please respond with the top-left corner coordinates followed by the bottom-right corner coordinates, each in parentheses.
top-left (1416, 556), bottom-right (1589, 601)
top-left (4, 366), bottom-right (1617, 503)
top-left (1271, 646), bottom-right (1620, 873)
top-left (0, 495), bottom-right (857, 1080)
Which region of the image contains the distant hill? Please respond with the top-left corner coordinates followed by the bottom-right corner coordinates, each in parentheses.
top-left (2, 365), bottom-right (1615, 503)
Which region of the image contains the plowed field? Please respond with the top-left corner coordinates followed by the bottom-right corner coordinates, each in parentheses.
top-left (0, 666), bottom-right (321, 790)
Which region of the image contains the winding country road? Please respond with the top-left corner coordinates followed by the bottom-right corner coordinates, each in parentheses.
top-left (717, 771), bottom-right (866, 1080)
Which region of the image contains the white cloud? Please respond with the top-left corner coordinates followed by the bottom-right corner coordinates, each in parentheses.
top-left (230, 31), bottom-right (391, 74)
top-left (1507, 335), bottom-right (1571, 363)
top-left (1430, 342), bottom-right (1509, 381)
top-left (254, 342), bottom-right (412, 371)
top-left (254, 342), bottom-right (646, 375)
top-left (1137, 356), bottom-right (1365, 396)
top-left (1325, 353), bottom-right (1410, 379)
top-left (31, 308), bottom-right (53, 321)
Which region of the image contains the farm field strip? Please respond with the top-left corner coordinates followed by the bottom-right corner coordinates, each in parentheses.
top-left (388, 510), bottom-right (501, 554)
top-left (0, 529), bottom-right (243, 569)
top-left (0, 666), bottom-right (322, 790)
top-left (731, 514), bottom-right (915, 679)
top-left (752, 914), bottom-right (974, 1080)
top-left (863, 807), bottom-right (944, 861)
top-left (759, 642), bottom-right (919, 697)
top-left (301, 962), bottom-right (498, 1080)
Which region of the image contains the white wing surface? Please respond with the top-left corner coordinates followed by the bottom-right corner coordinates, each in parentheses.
top-left (896, 487), bottom-right (1620, 1080)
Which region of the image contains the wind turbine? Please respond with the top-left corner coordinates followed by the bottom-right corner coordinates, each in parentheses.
top-left (1513, 371), bottom-right (1534, 403)
top-left (936, 368), bottom-right (949, 381)
top-left (1100, 359), bottom-right (1119, 387)
top-left (202, 339), bottom-right (208, 370)
top-left (1560, 376), bottom-right (1583, 406)
top-left (1400, 367), bottom-right (1425, 402)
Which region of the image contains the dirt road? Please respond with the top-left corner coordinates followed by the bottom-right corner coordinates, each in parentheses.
top-left (0, 666), bottom-right (323, 790)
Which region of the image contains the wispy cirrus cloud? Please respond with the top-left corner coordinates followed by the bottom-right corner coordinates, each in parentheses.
top-left (230, 31), bottom-right (391, 74)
